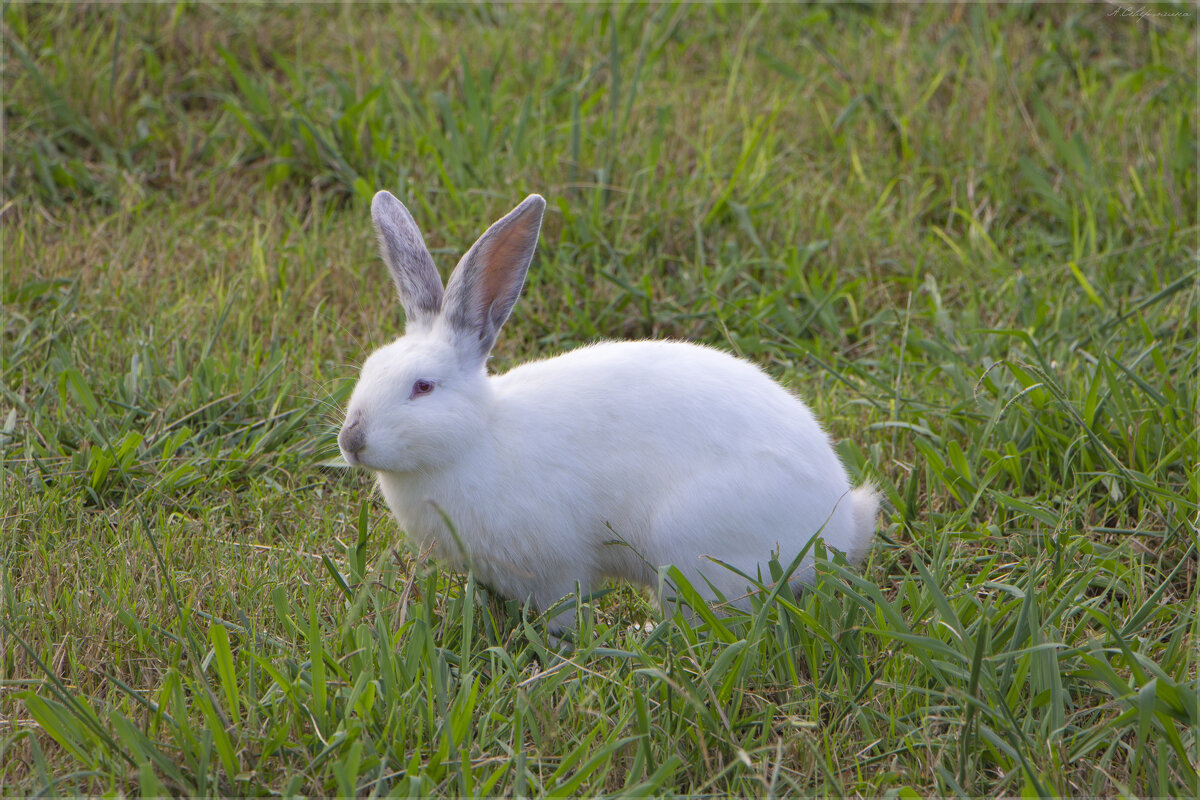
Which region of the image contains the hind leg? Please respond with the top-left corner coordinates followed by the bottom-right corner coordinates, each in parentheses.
top-left (647, 468), bottom-right (828, 617)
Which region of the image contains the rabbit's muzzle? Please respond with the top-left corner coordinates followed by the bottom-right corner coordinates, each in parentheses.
top-left (339, 413), bottom-right (366, 465)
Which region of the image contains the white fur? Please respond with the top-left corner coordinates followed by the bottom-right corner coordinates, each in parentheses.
top-left (341, 192), bottom-right (879, 629)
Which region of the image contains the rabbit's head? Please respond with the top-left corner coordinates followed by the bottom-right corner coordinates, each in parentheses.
top-left (339, 191), bottom-right (545, 474)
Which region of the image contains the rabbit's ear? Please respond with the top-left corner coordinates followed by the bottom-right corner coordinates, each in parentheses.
top-left (372, 191), bottom-right (444, 328)
top-left (443, 194), bottom-right (545, 360)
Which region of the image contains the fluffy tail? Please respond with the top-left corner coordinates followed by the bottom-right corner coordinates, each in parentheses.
top-left (845, 483), bottom-right (880, 564)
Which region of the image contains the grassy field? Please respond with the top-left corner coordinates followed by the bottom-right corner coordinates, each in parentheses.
top-left (2, 2), bottom-right (1197, 796)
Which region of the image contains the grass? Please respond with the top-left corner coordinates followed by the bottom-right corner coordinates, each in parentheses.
top-left (2, 2), bottom-right (1197, 796)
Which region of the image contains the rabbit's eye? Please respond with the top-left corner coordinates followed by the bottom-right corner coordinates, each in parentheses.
top-left (410, 379), bottom-right (436, 399)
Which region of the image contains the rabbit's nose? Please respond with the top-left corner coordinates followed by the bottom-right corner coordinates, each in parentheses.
top-left (339, 414), bottom-right (366, 463)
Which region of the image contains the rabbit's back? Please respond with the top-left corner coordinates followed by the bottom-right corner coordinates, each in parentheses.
top-left (493, 339), bottom-right (842, 481)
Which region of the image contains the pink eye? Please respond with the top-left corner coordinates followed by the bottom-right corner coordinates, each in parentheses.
top-left (410, 379), bottom-right (435, 399)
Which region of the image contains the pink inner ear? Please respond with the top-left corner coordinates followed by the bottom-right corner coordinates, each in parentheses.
top-left (480, 224), bottom-right (531, 308)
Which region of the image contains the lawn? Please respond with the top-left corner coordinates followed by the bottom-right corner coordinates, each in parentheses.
top-left (2, 2), bottom-right (1197, 796)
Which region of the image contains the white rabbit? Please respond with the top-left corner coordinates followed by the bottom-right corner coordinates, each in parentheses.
top-left (339, 191), bottom-right (879, 630)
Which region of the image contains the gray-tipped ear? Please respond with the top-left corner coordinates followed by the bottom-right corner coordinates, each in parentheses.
top-left (442, 194), bottom-right (546, 360)
top-left (371, 190), bottom-right (444, 328)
